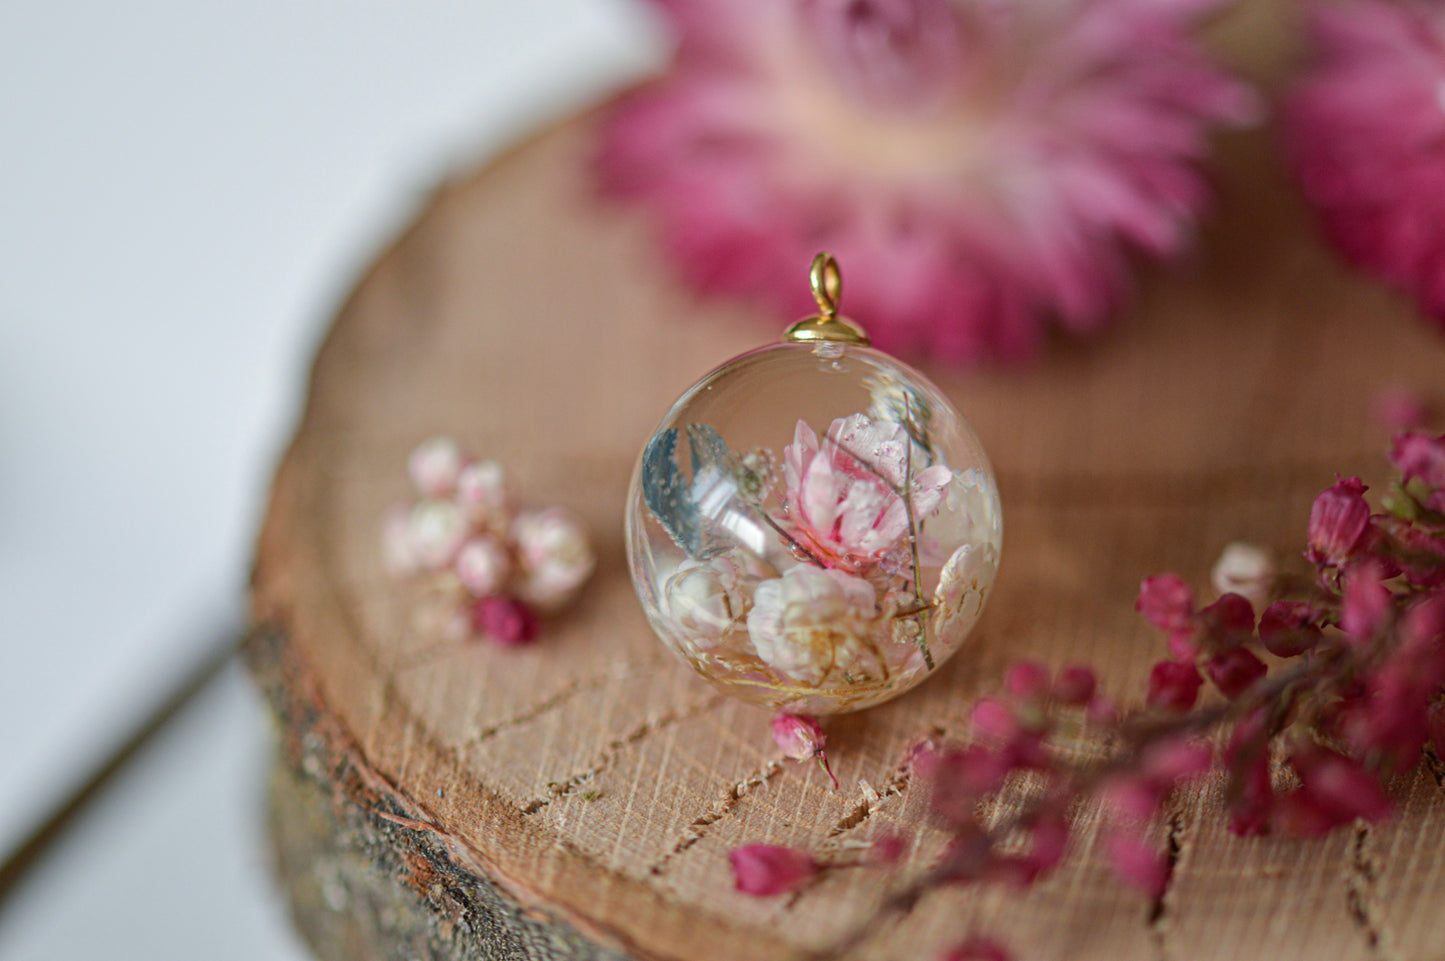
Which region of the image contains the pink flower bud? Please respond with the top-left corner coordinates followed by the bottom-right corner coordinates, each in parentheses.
top-left (513, 508), bottom-right (595, 611)
top-left (728, 844), bottom-right (818, 896)
top-left (1147, 660), bottom-right (1203, 713)
top-left (868, 830), bottom-right (909, 866)
top-left (408, 437), bottom-right (464, 498)
top-left (1259, 601), bottom-right (1321, 658)
top-left (1374, 387), bottom-right (1429, 432)
top-left (1142, 738), bottom-right (1214, 783)
top-left (1052, 665), bottom-right (1097, 705)
top-left (1104, 830), bottom-right (1168, 898)
top-left (1204, 647), bottom-right (1267, 700)
top-left (1136, 574), bottom-right (1195, 632)
top-left (1211, 542), bottom-right (1275, 612)
top-left (456, 459), bottom-right (510, 525)
top-left (926, 745), bottom-right (1010, 824)
top-left (1390, 431), bottom-right (1445, 490)
top-left (970, 697), bottom-right (1020, 742)
top-left (407, 500), bottom-right (467, 571)
top-left (1307, 476), bottom-right (1371, 566)
top-left (470, 595), bottom-right (538, 646)
top-left (1281, 746), bottom-right (1391, 837)
top-left (1341, 561), bottom-right (1392, 644)
top-left (771, 713), bottom-right (838, 788)
top-left (941, 937), bottom-right (1014, 961)
top-left (771, 713), bottom-right (825, 760)
top-left (455, 537), bottom-right (511, 597)
top-left (1004, 660), bottom-right (1050, 700)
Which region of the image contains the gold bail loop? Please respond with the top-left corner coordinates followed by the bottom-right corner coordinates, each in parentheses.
top-left (810, 252), bottom-right (842, 318)
top-left (784, 251), bottom-right (870, 346)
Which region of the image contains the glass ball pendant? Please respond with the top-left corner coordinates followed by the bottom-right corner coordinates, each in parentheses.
top-left (626, 255), bottom-right (1002, 714)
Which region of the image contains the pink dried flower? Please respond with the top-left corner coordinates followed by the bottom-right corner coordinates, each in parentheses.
top-left (1342, 560), bottom-right (1393, 643)
top-left (456, 459), bottom-right (510, 526)
top-left (941, 937), bottom-right (1013, 961)
top-left (1278, 745), bottom-right (1392, 836)
top-left (1307, 476), bottom-right (1372, 566)
top-left (1391, 431), bottom-right (1445, 508)
top-left (1136, 574), bottom-right (1196, 633)
top-left (1375, 386), bottom-right (1431, 431)
top-left (1281, 0), bottom-right (1445, 331)
top-left (1147, 660), bottom-right (1203, 713)
top-left (1204, 646), bottom-right (1268, 700)
top-left (923, 744), bottom-right (1011, 825)
top-left (729, 843), bottom-right (819, 896)
top-left (471, 595), bottom-right (539, 646)
top-left (1003, 660), bottom-right (1050, 701)
top-left (1103, 830), bottom-right (1168, 898)
top-left (1052, 665), bottom-right (1097, 705)
top-left (598, 0), bottom-right (1256, 363)
top-left (781, 415), bottom-right (951, 570)
top-left (1198, 592), bottom-right (1257, 646)
top-left (772, 713), bottom-right (839, 788)
top-left (867, 830), bottom-right (910, 866)
top-left (408, 436), bottom-right (464, 498)
top-left (1258, 600), bottom-right (1322, 658)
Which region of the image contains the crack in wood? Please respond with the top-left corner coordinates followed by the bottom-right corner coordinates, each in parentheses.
top-left (824, 760), bottom-right (912, 841)
top-left (1422, 744), bottom-right (1445, 790)
top-left (1148, 808), bottom-right (1187, 961)
top-left (520, 694), bottom-right (729, 816)
top-left (647, 760), bottom-right (786, 877)
top-left (1345, 823), bottom-right (1400, 961)
top-left (463, 656), bottom-right (677, 747)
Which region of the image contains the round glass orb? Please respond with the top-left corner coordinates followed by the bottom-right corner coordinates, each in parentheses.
top-left (625, 340), bottom-right (1002, 714)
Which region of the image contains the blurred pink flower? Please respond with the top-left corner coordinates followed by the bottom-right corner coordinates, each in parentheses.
top-left (1282, 0), bottom-right (1445, 330)
top-left (597, 0), bottom-right (1256, 362)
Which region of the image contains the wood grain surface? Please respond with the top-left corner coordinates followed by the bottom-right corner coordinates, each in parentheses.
top-left (250, 16), bottom-right (1445, 960)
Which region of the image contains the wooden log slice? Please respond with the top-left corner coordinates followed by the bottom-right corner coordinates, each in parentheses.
top-left (249, 38), bottom-right (1445, 961)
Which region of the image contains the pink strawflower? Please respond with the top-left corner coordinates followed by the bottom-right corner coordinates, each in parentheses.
top-left (1281, 0), bottom-right (1445, 330)
top-left (597, 0), bottom-right (1256, 363)
top-left (1147, 660), bottom-right (1203, 713)
top-left (771, 713), bottom-right (839, 788)
top-left (781, 415), bottom-right (951, 571)
top-left (1307, 476), bottom-right (1372, 566)
top-left (729, 843), bottom-right (819, 896)
top-left (471, 595), bottom-right (539, 646)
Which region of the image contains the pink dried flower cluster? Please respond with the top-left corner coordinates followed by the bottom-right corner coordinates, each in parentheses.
top-left (730, 430), bottom-right (1445, 960)
top-left (597, 0), bottom-right (1256, 363)
top-left (1282, 0), bottom-right (1445, 331)
top-left (384, 437), bottom-right (595, 644)
top-left (772, 713), bottom-right (839, 788)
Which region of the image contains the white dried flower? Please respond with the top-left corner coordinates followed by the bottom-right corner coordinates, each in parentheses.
top-left (456, 459), bottom-right (510, 526)
top-left (455, 536), bottom-right (512, 597)
top-left (382, 504), bottom-right (418, 575)
top-left (746, 566), bottom-right (877, 686)
top-left (1212, 541), bottom-right (1275, 612)
top-left (407, 499), bottom-right (467, 571)
top-left (513, 507), bottom-right (595, 610)
top-left (408, 437), bottom-right (464, 498)
top-left (663, 555), bottom-right (756, 651)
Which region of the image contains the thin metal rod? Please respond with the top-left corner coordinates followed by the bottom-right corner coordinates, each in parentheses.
top-left (0, 625), bottom-right (245, 917)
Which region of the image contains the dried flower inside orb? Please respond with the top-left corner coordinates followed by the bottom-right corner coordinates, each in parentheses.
top-left (597, 0), bottom-right (1256, 362)
top-left (385, 438), bottom-right (595, 644)
top-left (1281, 0), bottom-right (1445, 331)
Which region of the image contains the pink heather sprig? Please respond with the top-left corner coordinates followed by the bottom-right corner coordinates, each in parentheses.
top-left (1281, 0), bottom-right (1445, 332)
top-left (384, 437), bottom-right (595, 644)
top-left (732, 430), bottom-right (1445, 960)
top-left (597, 0), bottom-right (1257, 364)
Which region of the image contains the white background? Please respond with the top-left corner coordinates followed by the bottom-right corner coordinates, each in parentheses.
top-left (0, 2), bottom-right (659, 955)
